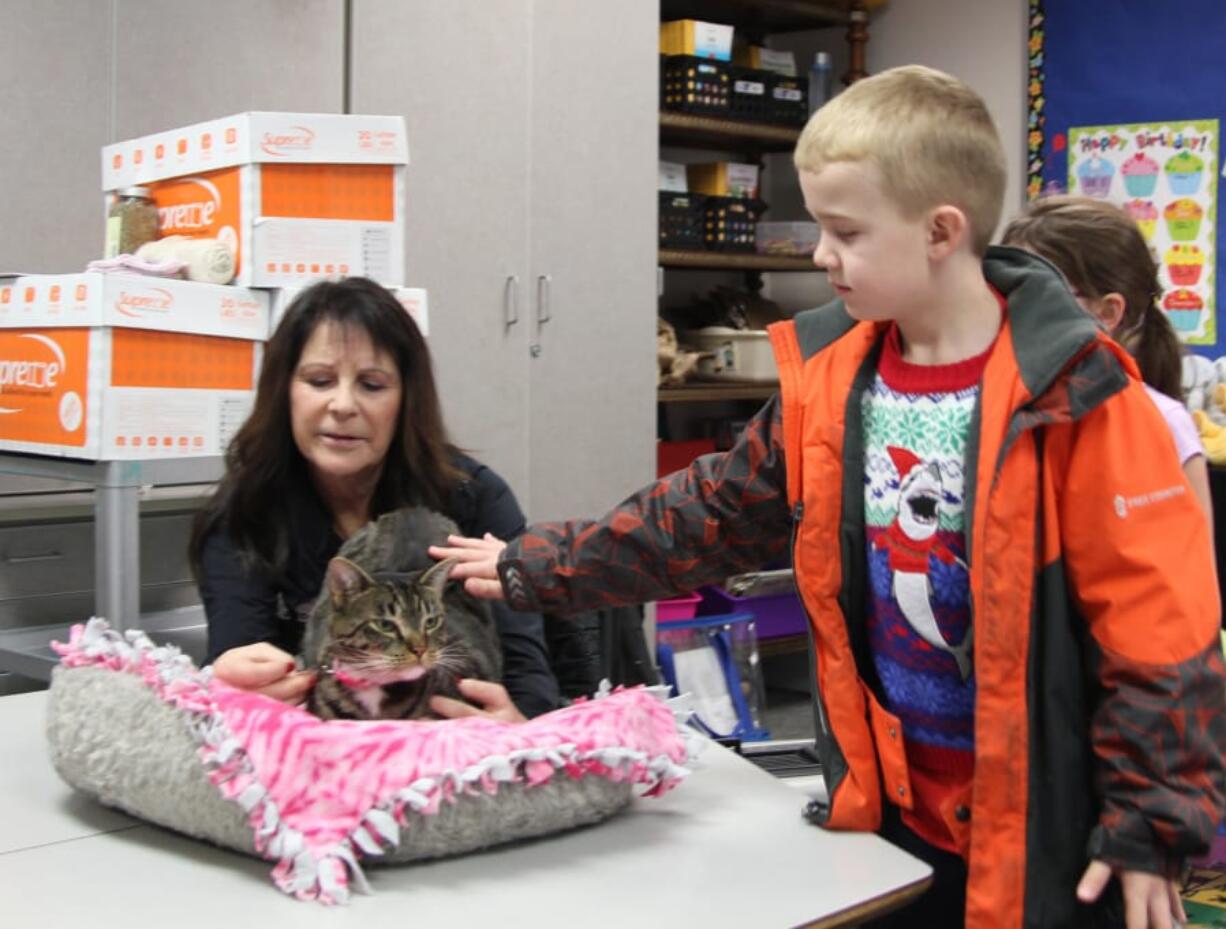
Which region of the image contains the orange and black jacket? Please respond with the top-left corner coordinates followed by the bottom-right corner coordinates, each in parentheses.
top-left (498, 247), bottom-right (1226, 928)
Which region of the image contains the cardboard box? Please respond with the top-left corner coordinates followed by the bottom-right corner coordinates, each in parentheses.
top-left (0, 273), bottom-right (268, 460)
top-left (659, 20), bottom-right (734, 60)
top-left (101, 112), bottom-right (408, 287)
top-left (687, 161), bottom-right (760, 199)
top-left (659, 160), bottom-right (688, 193)
top-left (268, 286), bottom-right (428, 338)
top-left (732, 46), bottom-right (797, 76)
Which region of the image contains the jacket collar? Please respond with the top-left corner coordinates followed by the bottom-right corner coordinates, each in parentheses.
top-left (983, 244), bottom-right (1115, 402)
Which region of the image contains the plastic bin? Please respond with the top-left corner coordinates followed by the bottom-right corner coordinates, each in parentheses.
top-left (729, 66), bottom-right (773, 123)
top-left (658, 191), bottom-right (707, 250)
top-left (755, 221), bottom-right (819, 257)
top-left (768, 73), bottom-right (808, 126)
top-left (656, 612), bottom-right (770, 741)
top-left (699, 584), bottom-right (806, 639)
top-left (656, 593), bottom-right (702, 622)
top-left (661, 55), bottom-right (731, 117)
top-left (702, 195), bottom-right (765, 252)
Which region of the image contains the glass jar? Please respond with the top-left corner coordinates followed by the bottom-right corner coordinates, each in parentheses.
top-left (105, 186), bottom-right (159, 257)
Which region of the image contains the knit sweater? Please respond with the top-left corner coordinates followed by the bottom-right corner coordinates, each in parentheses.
top-left (862, 323), bottom-right (994, 853)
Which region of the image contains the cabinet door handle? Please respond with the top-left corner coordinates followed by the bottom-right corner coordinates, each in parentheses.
top-left (2, 550), bottom-right (65, 564)
top-left (504, 275), bottom-right (519, 329)
top-left (536, 274), bottom-right (552, 325)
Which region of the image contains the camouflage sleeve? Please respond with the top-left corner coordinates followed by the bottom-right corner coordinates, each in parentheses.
top-left (497, 395), bottom-right (791, 613)
top-left (1086, 641), bottom-right (1226, 878)
top-left (1057, 366), bottom-right (1226, 876)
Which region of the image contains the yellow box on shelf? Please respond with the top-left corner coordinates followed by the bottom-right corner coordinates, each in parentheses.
top-left (659, 20), bottom-right (734, 60)
top-left (687, 161), bottom-right (759, 199)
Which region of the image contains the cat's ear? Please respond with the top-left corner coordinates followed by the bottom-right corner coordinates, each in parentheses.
top-left (327, 557), bottom-right (373, 608)
top-left (419, 557), bottom-right (457, 598)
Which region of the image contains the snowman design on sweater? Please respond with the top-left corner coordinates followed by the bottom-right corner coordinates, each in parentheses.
top-left (873, 445), bottom-right (972, 680)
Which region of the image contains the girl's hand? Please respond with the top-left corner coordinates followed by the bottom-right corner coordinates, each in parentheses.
top-left (1076, 859), bottom-right (1186, 929)
top-left (429, 678), bottom-right (526, 723)
top-left (211, 642), bottom-right (316, 705)
top-left (427, 533), bottom-right (508, 600)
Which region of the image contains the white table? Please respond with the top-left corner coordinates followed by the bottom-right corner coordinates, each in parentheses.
top-left (0, 691), bottom-right (931, 928)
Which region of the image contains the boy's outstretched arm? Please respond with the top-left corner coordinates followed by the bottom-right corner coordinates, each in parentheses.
top-left (433, 396), bottom-right (792, 613)
top-left (432, 533), bottom-right (508, 599)
top-left (1058, 381), bottom-right (1226, 921)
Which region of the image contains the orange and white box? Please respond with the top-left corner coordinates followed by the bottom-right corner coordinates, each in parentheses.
top-left (267, 286), bottom-right (428, 337)
top-left (101, 112), bottom-right (408, 288)
top-left (0, 273), bottom-right (268, 460)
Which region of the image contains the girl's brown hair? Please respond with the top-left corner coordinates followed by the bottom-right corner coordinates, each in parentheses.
top-left (1001, 195), bottom-right (1184, 400)
top-left (189, 277), bottom-right (462, 581)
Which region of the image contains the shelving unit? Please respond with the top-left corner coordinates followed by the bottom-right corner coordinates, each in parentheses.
top-left (657, 0), bottom-right (861, 364)
top-left (658, 112), bottom-right (800, 152)
top-left (660, 0), bottom-right (849, 37)
top-left (659, 382), bottom-right (779, 403)
top-left (659, 248), bottom-right (814, 271)
top-left (655, 2), bottom-right (871, 672)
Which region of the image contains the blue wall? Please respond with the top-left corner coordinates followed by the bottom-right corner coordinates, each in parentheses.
top-left (1039, 1), bottom-right (1226, 357)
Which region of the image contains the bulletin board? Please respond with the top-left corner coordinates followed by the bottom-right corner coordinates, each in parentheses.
top-left (1027, 0), bottom-right (1226, 357)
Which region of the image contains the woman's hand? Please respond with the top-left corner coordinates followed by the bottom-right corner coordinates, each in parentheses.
top-left (1076, 859), bottom-right (1186, 929)
top-left (429, 678), bottom-right (527, 723)
top-left (211, 642), bottom-right (316, 705)
top-left (427, 533), bottom-right (508, 600)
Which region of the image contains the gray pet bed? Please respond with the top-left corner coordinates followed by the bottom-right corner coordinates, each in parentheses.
top-left (47, 619), bottom-right (693, 904)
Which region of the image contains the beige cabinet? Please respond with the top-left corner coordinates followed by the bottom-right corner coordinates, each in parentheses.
top-left (352, 0), bottom-right (658, 521)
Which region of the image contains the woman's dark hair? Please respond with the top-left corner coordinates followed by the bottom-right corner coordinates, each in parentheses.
top-left (189, 277), bottom-right (461, 580)
top-left (1001, 194), bottom-right (1184, 400)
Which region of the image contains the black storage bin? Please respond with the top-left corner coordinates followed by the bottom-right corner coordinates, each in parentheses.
top-left (703, 196), bottom-right (766, 252)
top-left (769, 74), bottom-right (808, 126)
top-left (659, 191), bottom-right (708, 250)
top-left (729, 67), bottom-right (772, 123)
top-left (661, 55), bottom-right (731, 117)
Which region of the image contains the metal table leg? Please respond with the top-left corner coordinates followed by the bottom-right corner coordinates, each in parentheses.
top-left (94, 461), bottom-right (140, 629)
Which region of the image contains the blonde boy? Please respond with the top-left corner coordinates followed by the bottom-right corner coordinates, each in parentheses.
top-left (436, 66), bottom-right (1225, 929)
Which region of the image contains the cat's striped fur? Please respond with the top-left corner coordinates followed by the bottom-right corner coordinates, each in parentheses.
top-left (303, 509), bottom-right (502, 721)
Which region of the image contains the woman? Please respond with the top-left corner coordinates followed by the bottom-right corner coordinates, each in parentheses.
top-left (190, 277), bottom-right (560, 720)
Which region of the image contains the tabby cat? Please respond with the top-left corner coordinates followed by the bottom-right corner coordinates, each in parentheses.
top-left (303, 508), bottom-right (502, 721)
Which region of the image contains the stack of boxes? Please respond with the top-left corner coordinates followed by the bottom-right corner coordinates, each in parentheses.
top-left (0, 112), bottom-right (427, 461)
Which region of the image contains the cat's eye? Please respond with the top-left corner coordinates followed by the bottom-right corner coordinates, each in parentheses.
top-left (423, 615), bottom-right (442, 632)
top-left (375, 619), bottom-right (397, 635)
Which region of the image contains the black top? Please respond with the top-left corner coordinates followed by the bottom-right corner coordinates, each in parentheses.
top-left (197, 454), bottom-right (561, 718)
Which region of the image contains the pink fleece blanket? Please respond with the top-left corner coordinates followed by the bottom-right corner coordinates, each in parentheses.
top-left (52, 619), bottom-right (691, 904)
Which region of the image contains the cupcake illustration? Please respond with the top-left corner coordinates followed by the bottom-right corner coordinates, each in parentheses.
top-left (1076, 156), bottom-right (1115, 198)
top-left (1164, 198), bottom-right (1204, 241)
top-left (1124, 199), bottom-right (1158, 241)
top-left (1164, 151), bottom-right (1205, 196)
top-left (1120, 152), bottom-right (1160, 198)
top-left (1163, 288), bottom-right (1204, 333)
top-left (1164, 244), bottom-right (1205, 287)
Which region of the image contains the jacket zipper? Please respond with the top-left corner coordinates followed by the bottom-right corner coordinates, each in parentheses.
top-left (792, 500), bottom-right (833, 822)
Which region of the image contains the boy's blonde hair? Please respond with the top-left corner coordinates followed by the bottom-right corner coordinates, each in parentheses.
top-left (794, 64), bottom-right (1006, 256)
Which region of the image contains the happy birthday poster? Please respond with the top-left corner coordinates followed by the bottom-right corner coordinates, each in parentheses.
top-left (1068, 120), bottom-right (1218, 345)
